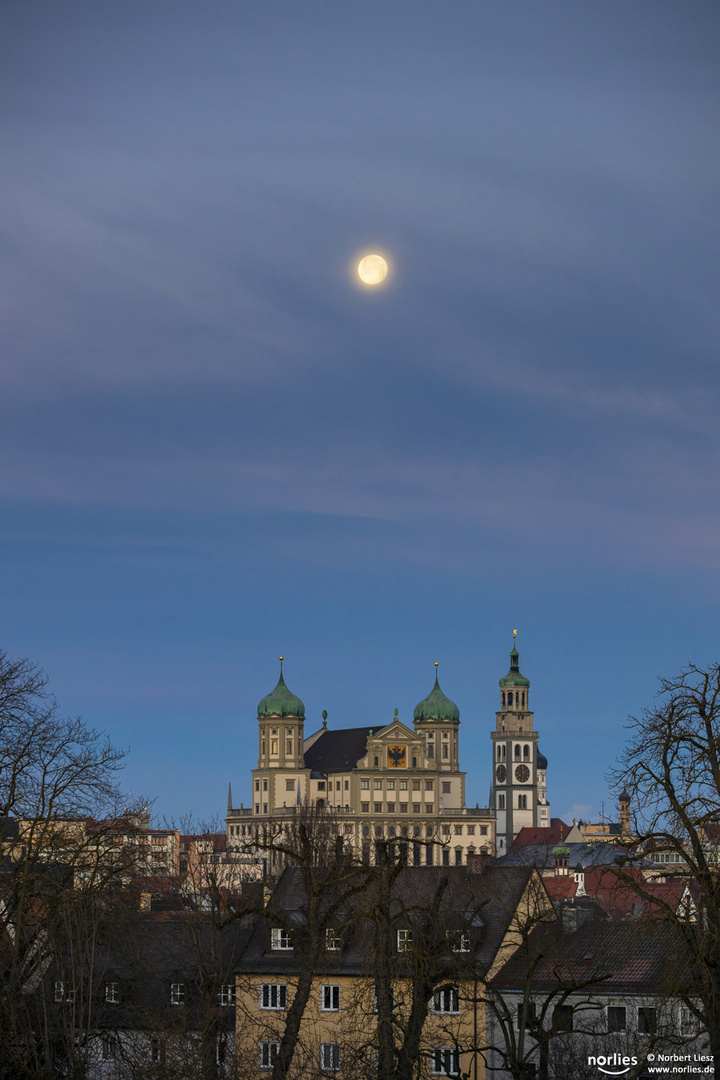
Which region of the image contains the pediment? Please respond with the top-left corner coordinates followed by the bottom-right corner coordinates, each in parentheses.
top-left (368, 721), bottom-right (416, 742)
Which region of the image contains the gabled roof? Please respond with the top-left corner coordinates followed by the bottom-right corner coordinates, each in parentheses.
top-left (239, 864), bottom-right (541, 978)
top-left (303, 726), bottom-right (377, 773)
top-left (510, 821), bottom-right (572, 851)
top-left (492, 918), bottom-right (690, 995)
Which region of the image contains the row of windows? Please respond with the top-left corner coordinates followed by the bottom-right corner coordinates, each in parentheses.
top-left (496, 794), bottom-right (530, 810)
top-left (361, 802), bottom-right (434, 814)
top-left (502, 690), bottom-right (527, 708)
top-left (360, 824), bottom-right (487, 838)
top-left (517, 1003), bottom-right (693, 1035)
top-left (258, 1043), bottom-right (460, 1074)
top-left (362, 779), bottom-right (436, 791)
top-left (496, 743), bottom-right (532, 761)
top-left (55, 981), bottom-right (236, 1007)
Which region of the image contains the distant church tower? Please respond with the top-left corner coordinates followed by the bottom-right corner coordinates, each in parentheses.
top-left (490, 639), bottom-right (550, 855)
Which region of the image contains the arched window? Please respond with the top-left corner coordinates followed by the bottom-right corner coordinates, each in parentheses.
top-left (497, 746), bottom-right (501, 761)
top-left (514, 745), bottom-right (521, 760)
top-left (507, 691), bottom-right (513, 706)
top-left (522, 692), bottom-right (526, 707)
top-left (501, 692), bottom-right (505, 707)
top-left (498, 794), bottom-right (505, 810)
top-left (502, 745), bottom-right (506, 760)
top-left (523, 745), bottom-right (529, 760)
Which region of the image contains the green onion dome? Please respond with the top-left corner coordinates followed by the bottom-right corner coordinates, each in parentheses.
top-left (257, 660), bottom-right (305, 718)
top-left (413, 668), bottom-right (460, 723)
top-left (498, 646), bottom-right (530, 688)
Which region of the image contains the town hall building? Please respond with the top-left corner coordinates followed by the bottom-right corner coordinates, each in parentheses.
top-left (225, 644), bottom-right (549, 866)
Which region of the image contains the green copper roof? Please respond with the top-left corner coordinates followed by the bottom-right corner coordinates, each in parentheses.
top-left (413, 669), bottom-right (460, 723)
top-left (257, 662), bottom-right (305, 718)
top-left (499, 646), bottom-right (530, 688)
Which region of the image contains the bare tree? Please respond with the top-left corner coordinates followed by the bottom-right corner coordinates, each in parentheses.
top-left (609, 662), bottom-right (720, 1062)
top-left (0, 649), bottom-right (146, 1079)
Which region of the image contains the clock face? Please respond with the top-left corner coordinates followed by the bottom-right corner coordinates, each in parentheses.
top-left (387, 745), bottom-right (407, 768)
top-left (515, 764), bottom-right (530, 783)
top-left (495, 764), bottom-right (506, 783)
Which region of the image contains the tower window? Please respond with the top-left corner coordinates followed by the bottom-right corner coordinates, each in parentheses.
top-left (522, 692), bottom-right (526, 707)
top-left (523, 745), bottom-right (529, 760)
top-left (502, 692), bottom-right (505, 707)
top-left (508, 691), bottom-right (513, 706)
top-left (514, 745), bottom-right (521, 760)
top-left (502, 745), bottom-right (506, 760)
top-left (498, 794), bottom-right (505, 810)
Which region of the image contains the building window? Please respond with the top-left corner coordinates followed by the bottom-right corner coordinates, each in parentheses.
top-left (387, 802), bottom-right (395, 813)
top-left (263, 778), bottom-right (268, 791)
top-left (361, 802), bottom-right (370, 813)
top-left (427, 744), bottom-right (434, 758)
top-left (442, 849), bottom-right (450, 866)
top-left (638, 1007), bottom-right (657, 1035)
top-left (432, 986), bottom-right (460, 1014)
top-left (518, 794), bottom-right (527, 809)
top-left (399, 803), bottom-right (407, 812)
top-left (151, 1037), bottom-right (167, 1064)
top-left (454, 825), bottom-right (462, 835)
top-left (325, 928), bottom-right (342, 951)
top-left (514, 744), bottom-right (521, 760)
top-left (397, 929), bottom-right (412, 951)
top-left (286, 741), bottom-right (293, 755)
top-left (454, 848), bottom-right (462, 865)
top-left (101, 1035), bottom-right (117, 1061)
top-left (219, 984), bottom-right (236, 1006)
top-left (498, 794), bottom-right (505, 810)
top-left (271, 740), bottom-right (278, 754)
top-left (170, 982), bottom-right (185, 1005)
top-left (412, 803), bottom-right (421, 813)
top-left (425, 780), bottom-right (433, 791)
top-left (255, 780), bottom-right (260, 791)
top-left (518, 1003), bottom-right (536, 1030)
top-left (361, 779), bottom-right (369, 790)
top-left (259, 1042), bottom-right (280, 1070)
top-left (442, 782), bottom-right (451, 794)
top-left (412, 756), bottom-right (417, 767)
top-left (286, 779), bottom-right (295, 791)
top-left (431, 1048), bottom-right (461, 1075)
top-left (344, 779), bottom-right (349, 790)
top-left (320, 1043), bottom-right (340, 1072)
top-left (260, 983), bottom-right (287, 1009)
top-left (105, 981), bottom-right (120, 1004)
top-left (442, 745), bottom-right (449, 759)
top-left (374, 779), bottom-right (382, 789)
top-left (446, 930), bottom-right (470, 953)
top-left (54, 981), bottom-right (74, 1003)
top-left (263, 802), bottom-right (268, 813)
top-left (374, 756), bottom-right (379, 766)
top-left (553, 1005), bottom-right (573, 1031)
top-left (270, 928), bottom-right (292, 950)
top-left (374, 802), bottom-right (382, 813)
top-left (400, 780), bottom-right (408, 790)
top-left (387, 779), bottom-right (395, 790)
top-left (523, 744), bottom-right (529, 759)
top-left (480, 825), bottom-right (487, 835)
top-left (442, 825), bottom-right (451, 836)
top-left (320, 984), bottom-right (340, 1011)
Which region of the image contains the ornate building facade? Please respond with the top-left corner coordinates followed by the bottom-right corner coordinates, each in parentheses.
top-left (490, 646), bottom-right (551, 854)
top-left (225, 646), bottom-right (549, 866)
top-left (226, 660), bottom-right (494, 867)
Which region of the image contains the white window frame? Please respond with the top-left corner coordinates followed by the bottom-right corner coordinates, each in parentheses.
top-left (325, 928), bottom-right (342, 952)
top-left (260, 983), bottom-right (287, 1010)
top-left (431, 1047), bottom-right (461, 1076)
top-left (397, 929), bottom-right (412, 952)
top-left (446, 930), bottom-right (470, 953)
top-left (431, 986), bottom-right (460, 1015)
top-left (219, 984), bottom-right (236, 1006)
top-left (170, 982), bottom-right (185, 1005)
top-left (320, 1042), bottom-right (340, 1072)
top-left (259, 1042), bottom-right (280, 1069)
top-left (270, 927), bottom-right (292, 950)
top-left (320, 984), bottom-right (340, 1011)
top-left (105, 981), bottom-right (120, 1004)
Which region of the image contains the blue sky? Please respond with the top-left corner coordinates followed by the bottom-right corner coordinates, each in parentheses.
top-left (2, 2), bottom-right (719, 826)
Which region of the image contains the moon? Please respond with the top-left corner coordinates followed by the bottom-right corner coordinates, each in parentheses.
top-left (357, 254), bottom-right (389, 286)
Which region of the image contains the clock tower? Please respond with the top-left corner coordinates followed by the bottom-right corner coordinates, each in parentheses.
top-left (490, 640), bottom-right (550, 855)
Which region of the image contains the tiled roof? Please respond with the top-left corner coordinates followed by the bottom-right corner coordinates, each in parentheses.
top-left (510, 821), bottom-right (572, 850)
top-left (239, 864), bottom-right (540, 977)
top-left (492, 919), bottom-right (690, 995)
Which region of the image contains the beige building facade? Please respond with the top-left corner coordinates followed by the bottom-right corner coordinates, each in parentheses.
top-left (226, 660), bottom-right (495, 867)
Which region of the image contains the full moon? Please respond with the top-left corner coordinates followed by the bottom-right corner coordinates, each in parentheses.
top-left (357, 254), bottom-right (389, 286)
